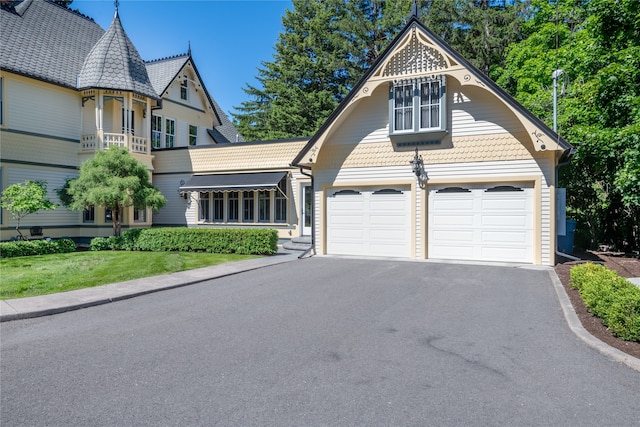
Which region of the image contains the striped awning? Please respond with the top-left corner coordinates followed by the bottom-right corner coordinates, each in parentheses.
top-left (179, 171), bottom-right (287, 193)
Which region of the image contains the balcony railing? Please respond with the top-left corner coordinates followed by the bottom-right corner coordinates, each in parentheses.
top-left (81, 133), bottom-right (149, 154)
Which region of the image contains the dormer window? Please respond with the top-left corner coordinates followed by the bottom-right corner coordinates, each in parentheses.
top-left (180, 80), bottom-right (188, 101)
top-left (389, 76), bottom-right (446, 137)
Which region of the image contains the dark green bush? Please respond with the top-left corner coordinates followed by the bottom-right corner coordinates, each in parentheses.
top-left (571, 263), bottom-right (640, 342)
top-left (90, 236), bottom-right (123, 251)
top-left (134, 228), bottom-right (278, 255)
top-left (0, 238), bottom-right (76, 258)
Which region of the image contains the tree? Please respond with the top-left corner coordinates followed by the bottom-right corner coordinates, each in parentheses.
top-left (67, 147), bottom-right (166, 237)
top-left (232, 0), bottom-right (530, 140)
top-left (0, 180), bottom-right (57, 240)
top-left (494, 0), bottom-right (640, 251)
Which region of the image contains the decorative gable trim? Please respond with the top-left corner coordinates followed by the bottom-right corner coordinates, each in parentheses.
top-left (379, 28), bottom-right (449, 78)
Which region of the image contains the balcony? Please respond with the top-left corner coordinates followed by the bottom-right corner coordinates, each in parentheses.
top-left (81, 133), bottom-right (149, 154)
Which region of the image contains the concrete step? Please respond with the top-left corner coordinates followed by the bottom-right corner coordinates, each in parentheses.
top-left (282, 241), bottom-right (312, 251)
top-left (291, 236), bottom-right (311, 244)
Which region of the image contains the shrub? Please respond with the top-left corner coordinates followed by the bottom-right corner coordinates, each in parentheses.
top-left (90, 236), bottom-right (123, 251)
top-left (0, 238), bottom-right (76, 258)
top-left (571, 263), bottom-right (640, 342)
top-left (134, 228), bottom-right (278, 255)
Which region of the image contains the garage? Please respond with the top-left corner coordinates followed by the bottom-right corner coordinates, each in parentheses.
top-left (326, 187), bottom-right (411, 258)
top-left (428, 184), bottom-right (534, 263)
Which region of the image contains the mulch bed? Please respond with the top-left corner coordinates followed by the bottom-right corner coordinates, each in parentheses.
top-left (554, 250), bottom-right (640, 359)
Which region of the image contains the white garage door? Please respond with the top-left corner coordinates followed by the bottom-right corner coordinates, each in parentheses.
top-left (327, 187), bottom-right (411, 258)
top-left (428, 184), bottom-right (534, 263)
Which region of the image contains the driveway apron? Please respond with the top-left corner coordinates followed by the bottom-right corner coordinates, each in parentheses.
top-left (1, 257), bottom-right (639, 426)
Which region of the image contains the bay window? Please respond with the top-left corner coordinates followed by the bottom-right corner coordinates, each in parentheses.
top-left (390, 76), bottom-right (446, 136)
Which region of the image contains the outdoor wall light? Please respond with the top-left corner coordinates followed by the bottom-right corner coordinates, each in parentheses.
top-left (410, 148), bottom-right (428, 188)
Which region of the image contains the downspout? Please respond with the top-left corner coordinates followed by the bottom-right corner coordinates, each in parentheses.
top-left (297, 165), bottom-right (315, 259)
top-left (555, 149), bottom-right (580, 261)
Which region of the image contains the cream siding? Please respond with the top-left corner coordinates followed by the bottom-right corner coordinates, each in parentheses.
top-left (6, 75), bottom-right (80, 140)
top-left (152, 175), bottom-right (192, 225)
top-left (0, 131), bottom-right (79, 167)
top-left (6, 167), bottom-right (79, 229)
top-left (449, 79), bottom-right (522, 137)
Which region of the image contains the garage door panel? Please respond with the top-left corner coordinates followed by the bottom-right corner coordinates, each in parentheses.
top-left (433, 214), bottom-right (474, 226)
top-left (481, 215), bottom-right (528, 227)
top-left (429, 186), bottom-right (533, 263)
top-left (432, 229), bottom-right (474, 242)
top-left (433, 198), bottom-right (474, 210)
top-left (482, 198), bottom-right (528, 211)
top-left (481, 230), bottom-right (529, 244)
top-left (327, 188), bottom-right (411, 258)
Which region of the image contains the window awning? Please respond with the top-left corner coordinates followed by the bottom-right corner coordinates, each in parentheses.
top-left (179, 172), bottom-right (288, 193)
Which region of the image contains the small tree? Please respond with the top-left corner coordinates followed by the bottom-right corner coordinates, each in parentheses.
top-left (68, 147), bottom-right (167, 236)
top-left (0, 180), bottom-right (57, 240)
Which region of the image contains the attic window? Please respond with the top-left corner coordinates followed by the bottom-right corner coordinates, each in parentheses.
top-left (180, 80), bottom-right (188, 101)
top-left (389, 76), bottom-right (447, 138)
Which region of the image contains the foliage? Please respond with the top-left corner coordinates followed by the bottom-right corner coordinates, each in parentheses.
top-left (90, 227), bottom-right (278, 255)
top-left (0, 180), bottom-right (57, 240)
top-left (0, 238), bottom-right (76, 259)
top-left (571, 263), bottom-right (640, 341)
top-left (0, 251), bottom-right (257, 299)
top-left (233, 0), bottom-right (528, 140)
top-left (494, 0), bottom-right (640, 251)
top-left (67, 147), bottom-right (166, 237)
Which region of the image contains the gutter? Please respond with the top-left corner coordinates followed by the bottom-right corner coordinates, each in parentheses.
top-left (556, 149), bottom-right (580, 261)
top-left (296, 165), bottom-right (315, 259)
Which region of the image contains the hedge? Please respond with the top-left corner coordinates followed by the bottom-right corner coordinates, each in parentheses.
top-left (91, 227), bottom-right (278, 255)
top-left (0, 238), bottom-right (76, 258)
top-left (571, 263), bottom-right (640, 342)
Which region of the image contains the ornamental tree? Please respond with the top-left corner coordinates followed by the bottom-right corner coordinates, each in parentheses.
top-left (0, 180), bottom-right (57, 240)
top-left (67, 147), bottom-right (166, 237)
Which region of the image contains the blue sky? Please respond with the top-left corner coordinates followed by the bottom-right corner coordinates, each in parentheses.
top-left (73, 0), bottom-right (293, 118)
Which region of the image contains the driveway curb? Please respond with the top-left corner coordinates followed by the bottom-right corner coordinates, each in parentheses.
top-left (548, 269), bottom-right (640, 372)
top-left (0, 252), bottom-right (300, 322)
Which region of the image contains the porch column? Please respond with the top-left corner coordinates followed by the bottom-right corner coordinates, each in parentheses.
top-left (145, 100), bottom-right (151, 155)
top-left (97, 91), bottom-right (104, 150)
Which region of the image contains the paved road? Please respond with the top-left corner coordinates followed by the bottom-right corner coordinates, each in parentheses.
top-left (1, 257), bottom-right (639, 426)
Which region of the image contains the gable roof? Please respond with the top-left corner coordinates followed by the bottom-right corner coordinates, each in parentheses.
top-left (77, 9), bottom-right (159, 100)
top-left (292, 16), bottom-right (573, 166)
top-left (0, 0), bottom-right (104, 89)
top-left (146, 53), bottom-right (244, 143)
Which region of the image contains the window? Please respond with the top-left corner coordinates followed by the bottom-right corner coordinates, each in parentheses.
top-left (134, 208), bottom-right (146, 223)
top-left (242, 191), bottom-right (254, 222)
top-left (165, 118), bottom-right (175, 148)
top-left (212, 193), bottom-right (224, 222)
top-left (393, 84), bottom-right (413, 131)
top-left (83, 206), bottom-right (95, 223)
top-left (180, 80), bottom-right (188, 101)
top-left (198, 192), bottom-right (210, 222)
top-left (105, 208), bottom-right (113, 222)
top-left (189, 125), bottom-right (198, 146)
top-left (274, 178), bottom-right (287, 223)
top-left (420, 80), bottom-right (440, 130)
top-left (258, 191), bottom-right (270, 222)
top-left (227, 191), bottom-right (239, 222)
top-left (390, 76), bottom-right (446, 135)
top-left (0, 76), bottom-right (4, 126)
top-left (151, 115), bottom-right (162, 149)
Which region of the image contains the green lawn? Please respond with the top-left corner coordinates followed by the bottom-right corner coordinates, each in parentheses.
top-left (0, 251), bottom-right (258, 300)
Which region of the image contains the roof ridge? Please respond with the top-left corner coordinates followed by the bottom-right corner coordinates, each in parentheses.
top-left (45, 0), bottom-right (95, 23)
top-left (145, 53), bottom-right (190, 64)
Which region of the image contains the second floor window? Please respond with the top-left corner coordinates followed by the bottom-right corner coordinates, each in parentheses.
top-left (180, 80), bottom-right (188, 101)
top-left (189, 125), bottom-right (198, 146)
top-left (151, 115), bottom-right (162, 149)
top-left (165, 118), bottom-right (175, 148)
top-left (390, 76), bottom-right (446, 135)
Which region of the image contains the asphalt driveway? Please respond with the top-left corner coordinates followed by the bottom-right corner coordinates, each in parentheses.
top-left (1, 257), bottom-right (639, 426)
